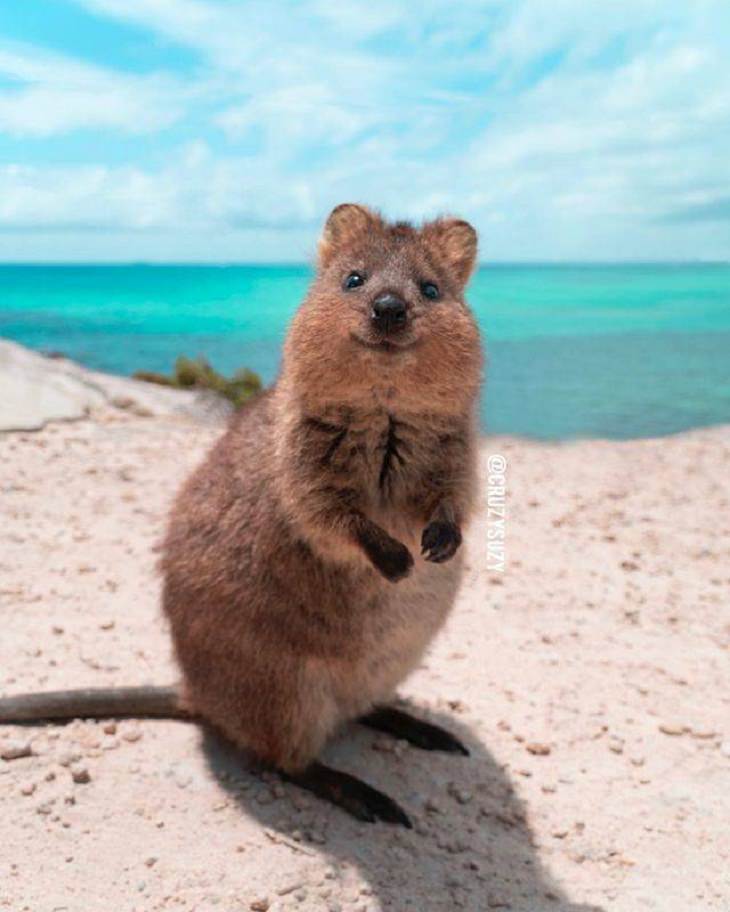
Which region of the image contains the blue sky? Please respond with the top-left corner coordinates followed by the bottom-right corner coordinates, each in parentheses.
top-left (0, 0), bottom-right (729, 262)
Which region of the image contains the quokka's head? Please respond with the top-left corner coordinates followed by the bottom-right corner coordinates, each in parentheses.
top-left (285, 204), bottom-right (482, 411)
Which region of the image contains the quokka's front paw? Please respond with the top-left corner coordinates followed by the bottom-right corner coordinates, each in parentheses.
top-left (365, 536), bottom-right (414, 583)
top-left (421, 521), bottom-right (462, 563)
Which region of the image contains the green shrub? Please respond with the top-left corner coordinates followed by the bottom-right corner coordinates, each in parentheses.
top-left (133, 356), bottom-right (263, 408)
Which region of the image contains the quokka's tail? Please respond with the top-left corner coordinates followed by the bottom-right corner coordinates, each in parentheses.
top-left (0, 685), bottom-right (191, 723)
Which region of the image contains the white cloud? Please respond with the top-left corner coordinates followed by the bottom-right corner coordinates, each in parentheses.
top-left (0, 144), bottom-right (319, 234)
top-left (0, 42), bottom-right (188, 136)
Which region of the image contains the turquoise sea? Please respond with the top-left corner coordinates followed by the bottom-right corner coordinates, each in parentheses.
top-left (1, 263), bottom-right (729, 440)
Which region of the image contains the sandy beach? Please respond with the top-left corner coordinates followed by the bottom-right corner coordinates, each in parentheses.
top-left (1, 345), bottom-right (728, 912)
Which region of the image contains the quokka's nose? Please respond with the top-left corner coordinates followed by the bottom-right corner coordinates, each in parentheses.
top-left (371, 293), bottom-right (407, 332)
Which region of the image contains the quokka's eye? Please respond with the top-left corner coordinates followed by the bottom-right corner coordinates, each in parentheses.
top-left (343, 272), bottom-right (365, 290)
top-left (420, 281), bottom-right (440, 300)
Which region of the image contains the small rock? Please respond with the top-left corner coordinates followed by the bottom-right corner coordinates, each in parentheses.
top-left (99, 619), bottom-right (116, 631)
top-left (448, 783), bottom-right (472, 804)
top-left (102, 721), bottom-right (117, 735)
top-left (608, 738), bottom-right (624, 754)
top-left (690, 729), bottom-right (716, 740)
top-left (122, 727), bottom-right (142, 743)
top-left (277, 882), bottom-right (305, 897)
top-left (20, 781), bottom-right (36, 796)
top-left (552, 828), bottom-right (569, 839)
top-left (659, 722), bottom-right (686, 736)
top-left (70, 764), bottom-right (91, 784)
top-left (1, 740), bottom-right (32, 761)
top-left (526, 741), bottom-right (551, 756)
top-left (145, 857), bottom-right (157, 868)
top-left (250, 900), bottom-right (270, 911)
top-left (372, 736), bottom-right (395, 753)
top-left (111, 395), bottom-right (135, 410)
top-left (58, 750), bottom-right (82, 767)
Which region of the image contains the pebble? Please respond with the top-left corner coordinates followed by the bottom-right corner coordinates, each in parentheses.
top-left (690, 728), bottom-right (716, 740)
top-left (659, 722), bottom-right (687, 736)
top-left (448, 784), bottom-right (472, 804)
top-left (526, 741), bottom-right (551, 756)
top-left (145, 857), bottom-right (158, 868)
top-left (20, 781), bottom-right (36, 796)
top-left (250, 900), bottom-right (270, 911)
top-left (1, 740), bottom-right (32, 761)
top-left (58, 750), bottom-right (82, 767)
top-left (122, 727), bottom-right (143, 743)
top-left (608, 738), bottom-right (624, 754)
top-left (102, 721), bottom-right (117, 735)
top-left (277, 882), bottom-right (305, 897)
top-left (70, 764), bottom-right (91, 784)
top-left (372, 736), bottom-right (395, 753)
top-left (99, 619), bottom-right (116, 631)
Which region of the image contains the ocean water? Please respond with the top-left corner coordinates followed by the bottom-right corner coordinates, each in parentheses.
top-left (1, 263), bottom-right (729, 440)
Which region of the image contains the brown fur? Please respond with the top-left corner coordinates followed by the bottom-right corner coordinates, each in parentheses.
top-left (161, 204), bottom-right (482, 773)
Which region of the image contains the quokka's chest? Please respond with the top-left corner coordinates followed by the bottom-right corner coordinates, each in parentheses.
top-left (311, 407), bottom-right (457, 505)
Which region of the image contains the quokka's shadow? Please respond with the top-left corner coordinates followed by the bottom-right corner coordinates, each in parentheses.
top-left (201, 701), bottom-right (603, 912)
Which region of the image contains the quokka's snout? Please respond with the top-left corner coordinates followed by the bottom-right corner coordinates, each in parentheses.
top-left (370, 291), bottom-right (408, 335)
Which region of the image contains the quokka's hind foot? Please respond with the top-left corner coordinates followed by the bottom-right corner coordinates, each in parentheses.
top-left (359, 705), bottom-right (470, 755)
top-left (281, 761), bottom-right (412, 828)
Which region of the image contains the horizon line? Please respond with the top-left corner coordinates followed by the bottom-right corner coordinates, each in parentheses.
top-left (0, 259), bottom-right (728, 268)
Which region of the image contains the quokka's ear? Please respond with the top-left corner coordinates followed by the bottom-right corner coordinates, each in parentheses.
top-left (422, 217), bottom-right (478, 285)
top-left (318, 203), bottom-right (381, 269)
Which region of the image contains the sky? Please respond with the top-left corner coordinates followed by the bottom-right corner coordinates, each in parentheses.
top-left (0, 0), bottom-right (729, 263)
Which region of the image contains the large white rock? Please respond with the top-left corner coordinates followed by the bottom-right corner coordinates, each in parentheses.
top-left (0, 339), bottom-right (232, 431)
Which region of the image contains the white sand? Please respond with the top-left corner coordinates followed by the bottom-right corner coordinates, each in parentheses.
top-left (0, 349), bottom-right (728, 912)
